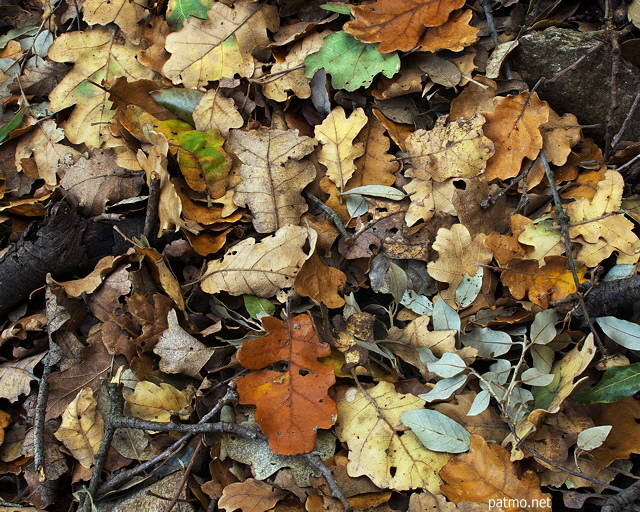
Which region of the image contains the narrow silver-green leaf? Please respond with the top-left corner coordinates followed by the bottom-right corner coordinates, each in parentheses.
top-left (460, 327), bottom-right (512, 357)
top-left (530, 309), bottom-right (558, 345)
top-left (340, 185), bottom-right (405, 201)
top-left (419, 374), bottom-right (467, 402)
top-left (432, 296), bottom-right (460, 332)
top-left (577, 425), bottom-right (611, 451)
top-left (455, 269), bottom-right (483, 308)
top-left (401, 409), bottom-right (470, 453)
top-left (427, 352), bottom-right (466, 378)
top-left (467, 390), bottom-right (491, 416)
top-left (401, 290), bottom-right (433, 316)
top-left (596, 316), bottom-right (640, 350)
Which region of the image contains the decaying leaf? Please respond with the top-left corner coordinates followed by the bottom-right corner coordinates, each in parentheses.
top-left (336, 381), bottom-right (451, 492)
top-left (294, 251), bottom-right (347, 308)
top-left (236, 314), bottom-right (337, 455)
top-left (126, 381), bottom-right (192, 422)
top-left (229, 128), bottom-right (316, 233)
top-left (201, 225), bottom-right (316, 297)
top-left (218, 479), bottom-right (287, 512)
top-left (440, 434), bottom-right (552, 510)
top-left (193, 88), bottom-right (244, 136)
top-left (54, 388), bottom-right (104, 468)
top-left (0, 352), bottom-right (46, 402)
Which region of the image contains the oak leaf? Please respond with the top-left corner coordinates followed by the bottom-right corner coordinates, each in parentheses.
top-left (336, 381), bottom-right (450, 492)
top-left (440, 434), bottom-right (552, 511)
top-left (481, 91), bottom-right (550, 181)
top-left (83, 0), bottom-right (148, 42)
top-left (162, 0), bottom-right (279, 87)
top-left (218, 479), bottom-right (287, 512)
top-left (500, 256), bottom-right (586, 309)
top-left (126, 381), bottom-right (192, 422)
top-left (48, 27), bottom-right (157, 147)
top-left (200, 225), bottom-right (315, 298)
top-left (345, 0), bottom-right (465, 53)
top-left (427, 224), bottom-right (493, 305)
top-left (228, 128), bottom-right (316, 233)
top-left (404, 175), bottom-right (457, 226)
top-left (517, 216), bottom-right (563, 265)
top-left (591, 397), bottom-right (640, 468)
top-left (235, 314), bottom-right (337, 455)
top-left (193, 88), bottom-right (243, 137)
top-left (294, 251), bottom-right (346, 309)
top-left (418, 9), bottom-right (478, 52)
top-left (54, 388), bottom-right (104, 468)
top-left (153, 310), bottom-right (215, 377)
top-left (566, 170), bottom-right (640, 266)
top-left (405, 114), bottom-right (494, 182)
top-left (304, 31), bottom-right (400, 91)
top-left (0, 352), bottom-right (45, 402)
top-left (315, 106), bottom-right (368, 194)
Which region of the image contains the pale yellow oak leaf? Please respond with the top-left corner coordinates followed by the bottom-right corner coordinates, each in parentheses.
top-left (336, 381), bottom-right (450, 492)
top-left (54, 388), bottom-right (104, 468)
top-left (404, 173), bottom-right (457, 226)
top-left (405, 114), bottom-right (494, 182)
top-left (517, 216), bottom-right (564, 265)
top-left (201, 225), bottom-right (316, 298)
top-left (193, 88), bottom-right (243, 136)
top-left (162, 0), bottom-right (279, 87)
top-left (427, 224), bottom-right (493, 305)
top-left (83, 0), bottom-right (148, 43)
top-left (263, 31), bottom-right (327, 102)
top-left (126, 381), bottom-right (192, 422)
top-left (566, 170), bottom-right (640, 266)
top-left (387, 316), bottom-right (457, 357)
top-left (229, 128), bottom-right (316, 233)
top-left (315, 106), bottom-right (368, 193)
top-left (48, 27), bottom-right (157, 148)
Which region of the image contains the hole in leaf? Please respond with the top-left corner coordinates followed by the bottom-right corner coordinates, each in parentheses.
top-left (299, 369), bottom-right (309, 376)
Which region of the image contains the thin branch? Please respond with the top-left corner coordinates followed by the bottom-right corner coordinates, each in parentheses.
top-left (143, 171), bottom-right (161, 239)
top-left (612, 92), bottom-right (640, 148)
top-left (304, 191), bottom-right (351, 242)
top-left (163, 439), bottom-right (203, 512)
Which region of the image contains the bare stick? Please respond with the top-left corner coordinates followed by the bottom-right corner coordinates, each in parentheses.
top-left (540, 150), bottom-right (606, 354)
top-left (163, 439), bottom-right (203, 512)
top-left (304, 191), bottom-right (351, 242)
top-left (612, 92), bottom-right (640, 148)
top-left (305, 452), bottom-right (352, 512)
top-left (143, 171), bottom-right (161, 239)
top-left (33, 353), bottom-right (52, 483)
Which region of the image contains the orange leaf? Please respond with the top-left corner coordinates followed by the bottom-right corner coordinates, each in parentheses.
top-left (236, 314), bottom-right (337, 455)
top-left (294, 251), bottom-right (346, 309)
top-left (500, 256), bottom-right (586, 309)
top-left (345, 0), bottom-right (465, 53)
top-left (440, 435), bottom-right (552, 511)
top-left (418, 9), bottom-right (478, 52)
top-left (592, 397), bottom-right (640, 469)
top-left (482, 92), bottom-right (550, 181)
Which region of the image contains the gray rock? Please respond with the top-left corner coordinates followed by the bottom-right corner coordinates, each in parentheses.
top-left (509, 27), bottom-right (640, 144)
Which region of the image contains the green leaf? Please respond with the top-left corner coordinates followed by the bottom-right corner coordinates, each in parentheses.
top-left (401, 409), bottom-right (470, 453)
top-left (340, 185), bottom-right (405, 201)
top-left (576, 362), bottom-right (640, 404)
top-left (320, 2), bottom-right (353, 14)
top-left (596, 316), bottom-right (640, 350)
top-left (166, 0), bottom-right (215, 29)
top-left (0, 109), bottom-right (24, 144)
top-left (156, 120), bottom-right (231, 198)
top-left (460, 327), bottom-right (512, 358)
top-left (304, 31), bottom-right (400, 92)
top-left (150, 89), bottom-right (204, 125)
top-left (0, 26), bottom-right (38, 49)
top-left (243, 295), bottom-right (275, 319)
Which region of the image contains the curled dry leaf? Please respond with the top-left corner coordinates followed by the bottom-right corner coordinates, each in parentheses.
top-left (201, 225), bottom-right (316, 298)
top-left (126, 381), bottom-right (192, 422)
top-left (54, 388), bottom-right (104, 468)
top-left (0, 352), bottom-right (46, 402)
top-left (229, 128), bottom-right (317, 233)
top-left (236, 314), bottom-right (337, 455)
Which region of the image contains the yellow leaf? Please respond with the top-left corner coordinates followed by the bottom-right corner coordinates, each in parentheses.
top-left (126, 381), bottom-right (192, 422)
top-left (336, 381), bottom-right (450, 492)
top-left (54, 388), bottom-right (104, 468)
top-left (387, 316), bottom-right (457, 357)
top-left (162, 0), bottom-right (279, 87)
top-left (566, 170), bottom-right (640, 266)
top-left (48, 27), bottom-right (157, 148)
top-left (404, 175), bottom-right (457, 226)
top-left (315, 106), bottom-right (368, 193)
top-left (427, 224), bottom-right (493, 305)
top-left (229, 128), bottom-right (316, 233)
top-left (405, 114), bottom-right (494, 182)
top-left (83, 0), bottom-right (148, 42)
top-left (201, 225), bottom-right (316, 298)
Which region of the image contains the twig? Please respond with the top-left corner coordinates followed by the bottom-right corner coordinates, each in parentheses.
top-left (540, 150), bottom-right (606, 354)
top-left (612, 92), bottom-right (640, 148)
top-left (33, 352), bottom-right (53, 483)
top-left (163, 439), bottom-right (203, 512)
top-left (143, 171), bottom-right (161, 239)
top-left (479, 0), bottom-right (512, 79)
top-left (304, 191), bottom-right (351, 242)
top-left (481, 159), bottom-right (535, 210)
top-left (305, 452), bottom-right (352, 512)
top-left (545, 42), bottom-right (605, 85)
top-left (617, 153), bottom-right (640, 173)
top-left (604, 27), bottom-right (621, 160)
top-left (602, 480), bottom-right (640, 512)
top-left (96, 387), bottom-right (237, 498)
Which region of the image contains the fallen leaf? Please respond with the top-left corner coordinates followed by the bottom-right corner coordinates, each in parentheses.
top-left (166, 0), bottom-right (214, 29)
top-left (345, 0), bottom-right (466, 53)
top-left (405, 114), bottom-right (494, 182)
top-left (304, 31), bottom-right (400, 91)
top-left (193, 88), bottom-right (244, 137)
top-left (153, 309), bottom-right (215, 377)
top-left (418, 9), bottom-right (478, 52)
top-left (54, 388), bottom-right (104, 468)
top-left (218, 478), bottom-right (288, 512)
top-left (336, 381), bottom-right (450, 492)
top-left (163, 0), bottom-right (279, 87)
top-left (0, 352), bottom-right (45, 402)
top-left (427, 224), bottom-right (493, 305)
top-left (591, 397), bottom-right (640, 468)
top-left (126, 381), bottom-right (192, 422)
top-left (315, 106), bottom-right (368, 194)
top-left (229, 127), bottom-right (316, 233)
top-left (440, 434), bottom-right (552, 511)
top-left (294, 251), bottom-right (346, 308)
top-left (200, 225), bottom-right (315, 298)
top-left (82, 0), bottom-right (148, 42)
top-left (481, 91), bottom-right (550, 181)
top-left (236, 315), bottom-right (336, 455)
